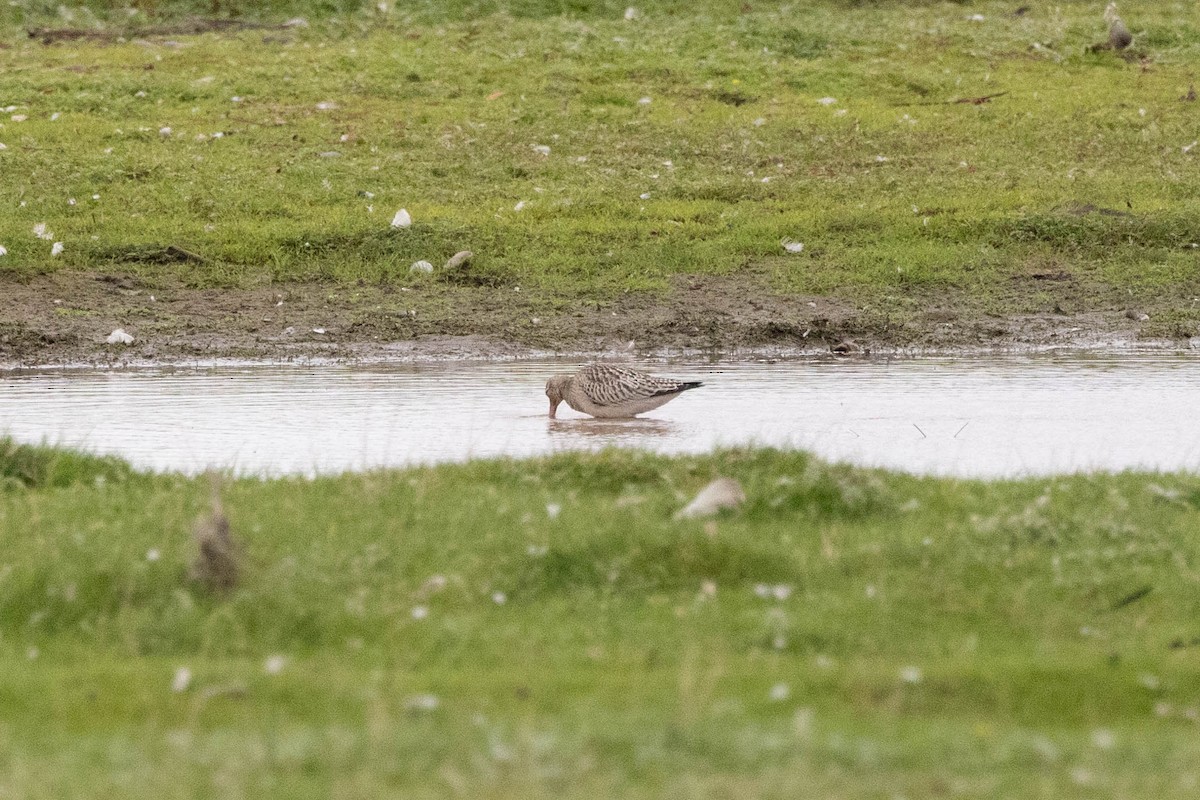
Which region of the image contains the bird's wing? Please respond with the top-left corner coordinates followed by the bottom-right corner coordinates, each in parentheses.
top-left (577, 364), bottom-right (696, 406)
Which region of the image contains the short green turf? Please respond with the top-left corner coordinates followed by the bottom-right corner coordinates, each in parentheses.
top-left (2, 0), bottom-right (1199, 319)
top-left (1, 438), bottom-right (1198, 797)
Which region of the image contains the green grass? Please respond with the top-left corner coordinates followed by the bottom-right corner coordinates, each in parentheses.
top-left (2, 438), bottom-right (1200, 796)
top-left (2, 0), bottom-right (1200, 318)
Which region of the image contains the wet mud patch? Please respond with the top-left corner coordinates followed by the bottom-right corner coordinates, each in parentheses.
top-left (0, 269), bottom-right (1187, 368)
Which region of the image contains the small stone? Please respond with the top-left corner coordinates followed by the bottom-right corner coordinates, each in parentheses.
top-left (675, 478), bottom-right (746, 519)
top-left (409, 260), bottom-right (434, 275)
top-left (443, 250), bottom-right (473, 270)
top-left (391, 208), bottom-right (412, 228)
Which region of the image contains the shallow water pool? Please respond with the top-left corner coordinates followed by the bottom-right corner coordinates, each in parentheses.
top-left (2, 355), bottom-right (1198, 478)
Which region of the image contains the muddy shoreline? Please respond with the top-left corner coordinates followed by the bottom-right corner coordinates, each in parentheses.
top-left (2, 271), bottom-right (1193, 369)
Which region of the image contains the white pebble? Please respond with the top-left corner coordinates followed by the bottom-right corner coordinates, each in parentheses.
top-left (409, 260), bottom-right (433, 274)
top-left (391, 208), bottom-right (412, 228)
top-left (171, 667), bottom-right (192, 692)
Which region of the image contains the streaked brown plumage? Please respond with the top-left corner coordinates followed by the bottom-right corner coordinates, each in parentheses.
top-left (1105, 3), bottom-right (1132, 50)
top-left (190, 476), bottom-right (239, 593)
top-left (545, 364), bottom-right (702, 418)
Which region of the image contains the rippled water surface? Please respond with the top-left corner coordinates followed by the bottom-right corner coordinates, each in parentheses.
top-left (2, 355), bottom-right (1198, 477)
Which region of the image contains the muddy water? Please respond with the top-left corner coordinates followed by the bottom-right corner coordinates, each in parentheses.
top-left (1, 356), bottom-right (1198, 477)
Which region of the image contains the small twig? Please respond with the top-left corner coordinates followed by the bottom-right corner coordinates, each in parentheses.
top-left (1110, 585), bottom-right (1153, 611)
top-left (953, 91), bottom-right (1008, 105)
top-left (953, 422), bottom-right (970, 439)
top-left (896, 91), bottom-right (1009, 108)
top-left (913, 424), bottom-right (927, 439)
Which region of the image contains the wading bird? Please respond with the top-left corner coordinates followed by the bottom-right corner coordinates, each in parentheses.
top-left (545, 364), bottom-right (702, 418)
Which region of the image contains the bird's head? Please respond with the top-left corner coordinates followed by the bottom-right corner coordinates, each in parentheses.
top-left (545, 375), bottom-right (571, 418)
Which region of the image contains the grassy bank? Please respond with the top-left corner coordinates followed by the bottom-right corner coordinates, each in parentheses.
top-left (1, 438), bottom-right (1199, 796)
top-left (3, 1), bottom-right (1200, 360)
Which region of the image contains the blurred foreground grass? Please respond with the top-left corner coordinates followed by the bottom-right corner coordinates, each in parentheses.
top-left (1, 437), bottom-right (1199, 797)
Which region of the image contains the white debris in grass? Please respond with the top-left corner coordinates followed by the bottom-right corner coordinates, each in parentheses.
top-left (782, 239), bottom-right (804, 253)
top-left (411, 605), bottom-right (430, 620)
top-left (0, 245), bottom-right (7, 256)
top-left (639, 192), bottom-right (651, 200)
top-left (532, 144), bottom-right (551, 156)
top-left (172, 667), bottom-right (192, 692)
top-left (68, 198), bottom-right (76, 205)
top-left (146, 548), bottom-right (161, 561)
top-left (159, 126), bottom-right (172, 136)
top-left (545, 502), bottom-right (562, 519)
top-left (50, 242), bottom-right (64, 257)
top-left (404, 693), bottom-right (440, 711)
top-left (769, 683), bottom-right (790, 702)
top-left (624, 6), bottom-right (639, 20)
top-left (1184, 141), bottom-right (1198, 154)
top-left (315, 101), bottom-right (338, 110)
top-left (491, 591), bottom-right (507, 605)
top-left (11, 114), bottom-right (27, 122)
top-left (899, 665), bottom-right (923, 684)
top-left (409, 260), bottom-right (433, 275)
top-left (391, 208), bottom-right (412, 228)
top-left (817, 97), bottom-right (837, 105)
top-left (0, 143), bottom-right (6, 149)
top-left (32, 222), bottom-right (53, 240)
top-left (1091, 729), bottom-right (1116, 750)
top-left (675, 478), bottom-right (745, 519)
top-left (968, 13), bottom-right (985, 21)
top-left (263, 654), bottom-right (286, 675)
top-left (638, 96), bottom-right (652, 105)
top-left (106, 328), bottom-right (134, 345)
top-left (514, 200), bottom-right (527, 212)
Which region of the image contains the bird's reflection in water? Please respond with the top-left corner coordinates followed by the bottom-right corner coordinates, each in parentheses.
top-left (547, 417), bottom-right (676, 440)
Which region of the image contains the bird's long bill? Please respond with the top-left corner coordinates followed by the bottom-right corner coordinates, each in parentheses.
top-left (549, 399), bottom-right (560, 418)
